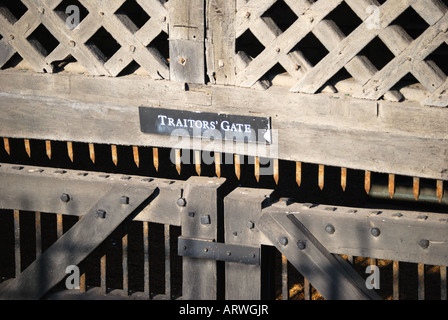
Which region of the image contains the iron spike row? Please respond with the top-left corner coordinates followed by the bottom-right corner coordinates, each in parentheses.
top-left (437, 180), bottom-right (444, 203)
top-left (3, 138), bottom-right (10, 155)
top-left (389, 174), bottom-right (395, 199)
top-left (45, 141), bottom-right (52, 160)
top-left (24, 139), bottom-right (31, 158)
top-left (89, 143), bottom-right (96, 164)
top-left (175, 149), bottom-right (181, 175)
top-left (111, 145), bottom-right (118, 166)
top-left (273, 159), bottom-right (279, 185)
top-left (133, 146), bottom-right (140, 168)
top-left (365, 171), bottom-right (371, 195)
top-left (341, 167), bottom-right (347, 192)
top-left (215, 152), bottom-right (221, 178)
top-left (234, 154), bottom-right (241, 180)
top-left (67, 142), bottom-right (74, 163)
top-left (254, 156), bottom-right (260, 182)
top-left (413, 177), bottom-right (420, 200)
top-left (318, 164), bottom-right (325, 190)
top-left (296, 162), bottom-right (302, 187)
top-left (153, 147), bottom-right (159, 172)
top-left (195, 150), bottom-right (201, 176)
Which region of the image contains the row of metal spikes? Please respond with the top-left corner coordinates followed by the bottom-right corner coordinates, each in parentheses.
top-left (2, 137), bottom-right (445, 202)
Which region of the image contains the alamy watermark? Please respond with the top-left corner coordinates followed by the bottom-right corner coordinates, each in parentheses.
top-left (65, 5), bottom-right (80, 30)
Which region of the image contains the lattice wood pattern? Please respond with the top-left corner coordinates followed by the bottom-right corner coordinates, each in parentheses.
top-left (0, 0), bottom-right (170, 78)
top-left (234, 0), bottom-right (448, 107)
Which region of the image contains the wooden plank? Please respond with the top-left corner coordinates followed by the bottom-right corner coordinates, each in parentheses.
top-left (257, 210), bottom-right (381, 300)
top-left (0, 183), bottom-right (156, 300)
top-left (290, 0), bottom-right (413, 94)
top-left (181, 176), bottom-right (226, 300)
top-left (168, 0), bottom-right (205, 83)
top-left (1, 70), bottom-right (448, 180)
top-left (206, 0), bottom-right (236, 85)
top-left (224, 188), bottom-right (273, 300)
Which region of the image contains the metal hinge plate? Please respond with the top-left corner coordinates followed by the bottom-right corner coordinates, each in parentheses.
top-left (178, 236), bottom-right (260, 265)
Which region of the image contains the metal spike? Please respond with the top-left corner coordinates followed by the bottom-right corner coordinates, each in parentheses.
top-left (365, 171), bottom-right (371, 195)
top-left (175, 149), bottom-right (181, 175)
top-left (413, 177), bottom-right (420, 200)
top-left (133, 146), bottom-right (140, 168)
top-left (195, 150), bottom-right (201, 176)
top-left (234, 154), bottom-right (241, 180)
top-left (341, 167), bottom-right (347, 191)
top-left (89, 143), bottom-right (95, 164)
top-left (67, 142), bottom-right (74, 162)
top-left (215, 152), bottom-right (221, 178)
top-left (273, 159), bottom-right (279, 185)
top-left (3, 138), bottom-right (10, 155)
top-left (318, 165), bottom-right (324, 190)
top-left (153, 147), bottom-right (159, 172)
top-left (24, 139), bottom-right (31, 158)
top-left (254, 156), bottom-right (260, 182)
top-left (111, 145), bottom-right (118, 166)
top-left (45, 140), bottom-right (52, 160)
top-left (437, 180), bottom-right (444, 203)
top-left (389, 174), bottom-right (395, 199)
top-left (296, 162), bottom-right (302, 187)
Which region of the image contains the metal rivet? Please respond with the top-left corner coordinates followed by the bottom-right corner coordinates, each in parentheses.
top-left (60, 193), bottom-right (70, 203)
top-left (370, 227), bottom-right (381, 237)
top-left (97, 209), bottom-right (106, 219)
top-left (297, 240), bottom-right (306, 250)
top-left (120, 196), bottom-right (129, 205)
top-left (325, 224), bottom-right (335, 234)
top-left (226, 251), bottom-right (231, 256)
top-left (129, 45), bottom-right (136, 53)
top-left (419, 239), bottom-right (430, 249)
top-left (279, 237), bottom-right (288, 246)
top-left (247, 221), bottom-right (255, 230)
top-left (177, 198), bottom-right (186, 207)
top-left (188, 211), bottom-right (195, 218)
top-left (69, 40), bottom-right (76, 47)
top-left (203, 248), bottom-right (208, 252)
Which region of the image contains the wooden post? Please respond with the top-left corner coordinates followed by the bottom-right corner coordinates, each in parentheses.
top-left (168, 0), bottom-right (206, 84)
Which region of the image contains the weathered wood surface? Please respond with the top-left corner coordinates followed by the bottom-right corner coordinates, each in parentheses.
top-left (0, 70), bottom-right (447, 180)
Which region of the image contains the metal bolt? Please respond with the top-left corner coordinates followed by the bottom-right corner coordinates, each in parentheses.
top-left (9, 34), bottom-right (14, 40)
top-left (245, 11), bottom-right (251, 18)
top-left (177, 198), bottom-right (186, 207)
top-left (129, 45), bottom-right (136, 53)
top-left (297, 240), bottom-right (306, 250)
top-left (188, 211), bottom-right (195, 218)
top-left (325, 224), bottom-right (335, 234)
top-left (203, 247), bottom-right (208, 252)
top-left (200, 215), bottom-right (211, 225)
top-left (279, 237), bottom-right (288, 246)
top-left (370, 227), bottom-right (381, 237)
top-left (60, 193), bottom-right (70, 203)
top-left (69, 40), bottom-right (76, 47)
top-left (247, 221), bottom-right (255, 230)
top-left (179, 57), bottom-right (186, 65)
top-left (226, 251), bottom-right (231, 256)
top-left (120, 196), bottom-right (129, 205)
top-left (97, 209), bottom-right (106, 219)
top-left (419, 239), bottom-right (430, 249)
top-left (38, 7), bottom-right (45, 14)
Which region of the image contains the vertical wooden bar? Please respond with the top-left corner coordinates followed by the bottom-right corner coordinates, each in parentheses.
top-left (224, 187), bottom-right (274, 300)
top-left (164, 224), bottom-right (171, 300)
top-left (441, 266), bottom-right (447, 300)
top-left (318, 165), bottom-right (325, 190)
top-left (281, 255), bottom-right (288, 300)
top-left (100, 254), bottom-right (106, 295)
top-left (393, 260), bottom-right (399, 300)
top-left (206, 0), bottom-right (236, 85)
top-left (296, 162), bottom-right (302, 187)
top-left (24, 139), bottom-right (31, 158)
top-left (56, 214), bottom-right (63, 239)
top-left (181, 177), bottom-right (226, 300)
top-left (418, 264), bottom-right (425, 300)
top-left (169, 0), bottom-right (206, 84)
top-left (153, 148), bottom-right (159, 172)
top-left (35, 212), bottom-right (42, 258)
top-left (14, 210), bottom-right (20, 277)
top-left (304, 278), bottom-right (311, 300)
top-left (143, 221), bottom-right (150, 299)
top-left (3, 137), bottom-right (10, 155)
top-left (122, 224), bottom-right (129, 296)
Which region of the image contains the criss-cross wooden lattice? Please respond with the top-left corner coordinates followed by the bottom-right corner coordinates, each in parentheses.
top-left (235, 0), bottom-right (448, 107)
top-left (0, 0), bottom-right (169, 78)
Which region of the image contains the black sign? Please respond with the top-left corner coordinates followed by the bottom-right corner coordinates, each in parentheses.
top-left (139, 107), bottom-right (272, 144)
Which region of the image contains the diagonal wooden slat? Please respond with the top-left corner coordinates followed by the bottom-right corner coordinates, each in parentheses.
top-left (235, 0), bottom-right (343, 88)
top-left (289, 0), bottom-right (414, 94)
top-left (353, 12), bottom-right (448, 101)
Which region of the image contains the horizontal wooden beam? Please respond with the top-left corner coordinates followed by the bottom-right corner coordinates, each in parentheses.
top-left (0, 70), bottom-right (447, 180)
